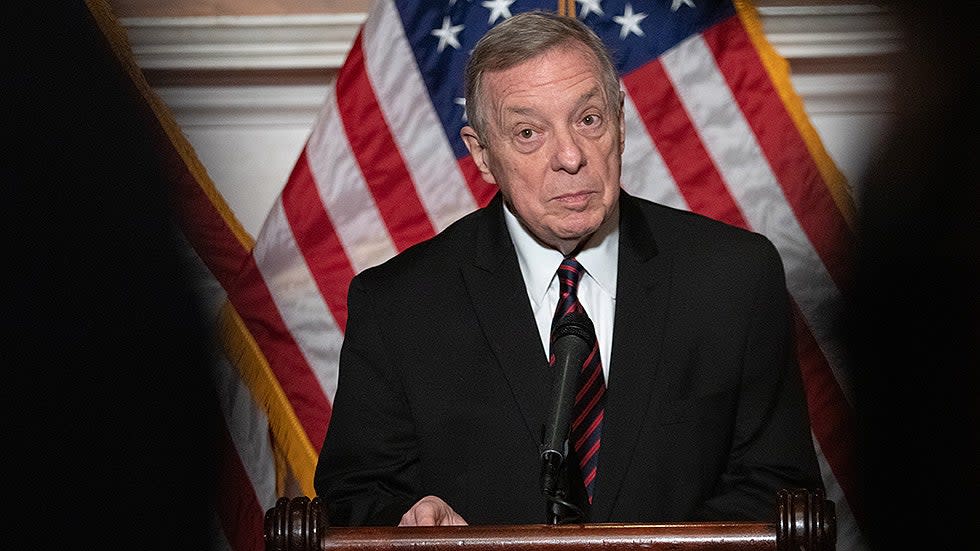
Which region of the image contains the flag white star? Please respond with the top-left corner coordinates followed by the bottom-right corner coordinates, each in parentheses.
top-left (613, 4), bottom-right (647, 39)
top-left (431, 16), bottom-right (465, 52)
top-left (482, 0), bottom-right (514, 24)
top-left (454, 97), bottom-right (467, 121)
top-left (577, 0), bottom-right (604, 18)
top-left (671, 0), bottom-right (695, 11)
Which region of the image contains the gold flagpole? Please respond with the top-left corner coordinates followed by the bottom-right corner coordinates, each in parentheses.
top-left (557, 0), bottom-right (575, 17)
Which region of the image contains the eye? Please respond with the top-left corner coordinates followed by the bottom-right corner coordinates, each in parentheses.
top-left (512, 125), bottom-right (542, 153)
top-left (582, 113), bottom-right (600, 126)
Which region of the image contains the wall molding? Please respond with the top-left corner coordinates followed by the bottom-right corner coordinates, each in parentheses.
top-left (121, 5), bottom-right (900, 72)
top-left (756, 3), bottom-right (900, 59)
top-left (121, 13), bottom-right (366, 71)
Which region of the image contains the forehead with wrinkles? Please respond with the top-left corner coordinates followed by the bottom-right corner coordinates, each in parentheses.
top-left (481, 45), bottom-right (609, 134)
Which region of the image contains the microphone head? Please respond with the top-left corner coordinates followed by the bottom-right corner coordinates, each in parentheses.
top-left (552, 312), bottom-right (596, 346)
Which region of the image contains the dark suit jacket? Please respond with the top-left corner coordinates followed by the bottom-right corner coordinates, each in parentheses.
top-left (314, 190), bottom-right (823, 526)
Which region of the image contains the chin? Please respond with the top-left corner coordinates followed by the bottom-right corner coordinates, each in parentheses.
top-left (555, 222), bottom-right (601, 243)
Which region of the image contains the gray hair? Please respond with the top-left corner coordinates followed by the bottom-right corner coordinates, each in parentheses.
top-left (463, 10), bottom-right (622, 144)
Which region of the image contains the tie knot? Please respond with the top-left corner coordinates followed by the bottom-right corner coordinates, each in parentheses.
top-left (557, 257), bottom-right (584, 298)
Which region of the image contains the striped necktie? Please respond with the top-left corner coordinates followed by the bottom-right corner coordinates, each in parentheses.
top-left (550, 257), bottom-right (606, 503)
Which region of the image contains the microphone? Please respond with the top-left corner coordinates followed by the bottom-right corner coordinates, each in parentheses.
top-left (540, 312), bottom-right (595, 523)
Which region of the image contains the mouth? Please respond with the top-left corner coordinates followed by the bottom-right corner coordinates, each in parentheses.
top-left (552, 190), bottom-right (596, 208)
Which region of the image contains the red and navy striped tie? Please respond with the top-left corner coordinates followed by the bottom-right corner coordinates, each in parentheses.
top-left (551, 257), bottom-right (606, 504)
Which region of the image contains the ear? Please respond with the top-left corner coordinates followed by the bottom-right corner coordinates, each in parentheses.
top-left (460, 126), bottom-right (497, 185)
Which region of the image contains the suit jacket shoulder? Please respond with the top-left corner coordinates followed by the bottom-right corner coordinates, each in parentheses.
top-left (350, 193), bottom-right (510, 292)
top-left (619, 191), bottom-right (783, 276)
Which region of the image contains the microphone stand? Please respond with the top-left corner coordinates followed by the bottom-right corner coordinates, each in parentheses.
top-left (541, 448), bottom-right (565, 524)
top-left (541, 444), bottom-right (584, 524)
top-left (540, 313), bottom-right (593, 524)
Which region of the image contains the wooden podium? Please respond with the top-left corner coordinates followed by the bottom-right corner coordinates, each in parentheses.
top-left (265, 488), bottom-right (835, 551)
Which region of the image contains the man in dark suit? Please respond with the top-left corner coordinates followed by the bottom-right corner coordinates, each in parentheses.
top-left (314, 10), bottom-right (822, 527)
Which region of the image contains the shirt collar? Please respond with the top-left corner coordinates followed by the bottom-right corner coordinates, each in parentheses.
top-left (504, 201), bottom-right (619, 309)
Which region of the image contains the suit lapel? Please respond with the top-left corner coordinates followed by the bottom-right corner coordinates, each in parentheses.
top-left (460, 195), bottom-right (552, 448)
top-left (592, 193), bottom-right (672, 521)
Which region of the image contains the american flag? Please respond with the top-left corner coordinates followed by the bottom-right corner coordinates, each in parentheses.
top-left (95, 0), bottom-right (865, 549)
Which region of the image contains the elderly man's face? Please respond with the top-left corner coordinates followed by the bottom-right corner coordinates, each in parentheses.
top-left (461, 45), bottom-right (625, 255)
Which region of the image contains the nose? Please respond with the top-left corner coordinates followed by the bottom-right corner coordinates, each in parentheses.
top-left (550, 127), bottom-right (586, 173)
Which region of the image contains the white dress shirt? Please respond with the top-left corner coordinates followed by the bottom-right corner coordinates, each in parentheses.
top-left (503, 204), bottom-right (618, 382)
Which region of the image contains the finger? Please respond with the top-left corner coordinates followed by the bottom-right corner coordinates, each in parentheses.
top-left (442, 510), bottom-right (468, 526)
top-left (399, 499), bottom-right (437, 526)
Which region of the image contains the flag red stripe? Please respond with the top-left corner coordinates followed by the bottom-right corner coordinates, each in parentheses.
top-left (282, 152), bottom-right (355, 333)
top-left (216, 417), bottom-right (265, 551)
top-left (623, 63), bottom-right (749, 229)
top-left (231, 255), bottom-right (332, 449)
top-left (705, 18), bottom-right (853, 288)
top-left (792, 302), bottom-right (861, 523)
top-left (337, 34), bottom-right (437, 251)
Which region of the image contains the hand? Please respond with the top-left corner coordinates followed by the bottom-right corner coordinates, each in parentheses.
top-left (398, 495), bottom-right (468, 526)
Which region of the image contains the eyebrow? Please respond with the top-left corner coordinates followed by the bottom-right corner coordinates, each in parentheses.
top-left (577, 87), bottom-right (602, 106)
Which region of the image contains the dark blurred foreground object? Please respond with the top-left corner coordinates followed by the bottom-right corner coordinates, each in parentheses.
top-left (845, 2), bottom-right (978, 549)
top-left (4, 2), bottom-right (219, 548)
top-left (265, 488), bottom-right (835, 551)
